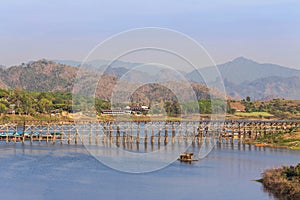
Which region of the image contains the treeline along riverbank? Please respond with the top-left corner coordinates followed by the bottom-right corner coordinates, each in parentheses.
top-left (1, 88), bottom-right (300, 120)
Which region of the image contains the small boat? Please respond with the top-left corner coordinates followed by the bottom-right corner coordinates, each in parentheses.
top-left (178, 152), bottom-right (198, 162)
top-left (255, 143), bottom-right (266, 147)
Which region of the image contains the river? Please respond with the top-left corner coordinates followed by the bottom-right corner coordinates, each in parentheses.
top-left (0, 142), bottom-right (299, 200)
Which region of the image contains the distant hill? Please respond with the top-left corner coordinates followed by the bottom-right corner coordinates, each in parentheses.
top-left (0, 59), bottom-right (214, 103)
top-left (232, 76), bottom-right (300, 100)
top-left (0, 59), bottom-right (78, 92)
top-left (54, 59), bottom-right (144, 79)
top-left (0, 65), bottom-right (6, 70)
top-left (186, 57), bottom-right (300, 100)
top-left (54, 59), bottom-right (141, 71)
top-left (218, 57), bottom-right (300, 84)
top-left (187, 57), bottom-right (300, 84)
top-left (103, 65), bottom-right (129, 77)
top-left (54, 59), bottom-right (174, 79)
top-left (53, 60), bottom-right (82, 67)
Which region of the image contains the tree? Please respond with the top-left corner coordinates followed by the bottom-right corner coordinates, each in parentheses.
top-left (0, 89), bottom-right (9, 98)
top-left (21, 93), bottom-right (33, 115)
top-left (0, 103), bottom-right (6, 114)
top-left (228, 108), bottom-right (236, 114)
top-left (246, 96), bottom-right (251, 102)
top-left (149, 105), bottom-right (163, 115)
top-left (94, 99), bottom-right (110, 114)
top-left (38, 98), bottom-right (53, 113)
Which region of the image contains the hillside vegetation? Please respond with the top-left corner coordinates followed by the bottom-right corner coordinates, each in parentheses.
top-left (0, 59), bottom-right (78, 92)
top-left (0, 88), bottom-right (226, 119)
top-left (236, 97), bottom-right (300, 119)
top-left (0, 86), bottom-right (300, 121)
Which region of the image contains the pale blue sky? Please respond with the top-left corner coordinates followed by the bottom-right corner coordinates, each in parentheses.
top-left (0, 0), bottom-right (299, 68)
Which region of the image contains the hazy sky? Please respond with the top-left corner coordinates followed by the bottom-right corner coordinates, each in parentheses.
top-left (0, 0), bottom-right (299, 68)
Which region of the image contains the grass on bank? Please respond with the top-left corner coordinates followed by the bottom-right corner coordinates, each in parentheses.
top-left (234, 111), bottom-right (274, 118)
top-left (255, 131), bottom-right (300, 149)
top-left (0, 114), bottom-right (70, 121)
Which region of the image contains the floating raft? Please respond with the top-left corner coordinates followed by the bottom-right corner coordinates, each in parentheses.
top-left (178, 152), bottom-right (198, 162)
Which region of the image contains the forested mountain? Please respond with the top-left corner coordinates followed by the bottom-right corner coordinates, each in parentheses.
top-left (0, 59), bottom-right (78, 92)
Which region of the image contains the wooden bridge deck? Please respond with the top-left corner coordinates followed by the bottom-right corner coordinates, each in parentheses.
top-left (0, 120), bottom-right (299, 145)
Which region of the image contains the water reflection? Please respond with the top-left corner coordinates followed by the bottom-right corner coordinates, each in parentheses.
top-left (1, 142), bottom-right (300, 199)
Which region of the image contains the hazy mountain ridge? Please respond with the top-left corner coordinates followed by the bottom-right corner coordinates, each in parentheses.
top-left (0, 59), bottom-right (214, 103)
top-left (1, 57), bottom-right (300, 100)
top-left (217, 57), bottom-right (300, 84)
top-left (187, 57), bottom-right (300, 84)
top-left (54, 59), bottom-right (141, 72)
top-left (187, 57), bottom-right (300, 100)
top-left (240, 76), bottom-right (300, 100)
top-left (0, 65), bottom-right (6, 69)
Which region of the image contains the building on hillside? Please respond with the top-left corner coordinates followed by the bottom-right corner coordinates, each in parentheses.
top-left (101, 110), bottom-right (125, 115)
top-left (128, 105), bottom-right (149, 114)
top-left (124, 106), bottom-right (132, 114)
top-left (100, 106), bottom-right (149, 115)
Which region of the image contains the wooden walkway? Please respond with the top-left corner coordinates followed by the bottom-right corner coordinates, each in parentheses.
top-left (0, 120), bottom-right (299, 145)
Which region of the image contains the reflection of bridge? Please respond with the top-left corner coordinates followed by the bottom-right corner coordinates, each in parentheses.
top-left (0, 120), bottom-right (299, 145)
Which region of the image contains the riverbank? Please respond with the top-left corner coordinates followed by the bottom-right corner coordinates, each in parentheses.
top-left (0, 112), bottom-right (299, 122)
top-left (260, 164), bottom-right (300, 199)
top-left (250, 131), bottom-right (300, 150)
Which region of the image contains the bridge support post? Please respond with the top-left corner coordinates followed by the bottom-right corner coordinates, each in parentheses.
top-left (137, 123), bottom-right (140, 145)
top-left (172, 123), bottom-right (175, 144)
top-left (60, 131), bottom-right (63, 145)
top-left (164, 123), bottom-right (168, 145)
top-left (151, 127), bottom-right (154, 146)
top-left (22, 134), bottom-right (25, 144)
top-left (95, 133), bottom-right (98, 145)
top-left (30, 132), bottom-right (33, 145)
top-left (178, 124), bottom-right (182, 144)
top-left (158, 127), bottom-right (161, 145)
top-left (243, 126), bottom-right (246, 141)
top-left (89, 133), bottom-right (92, 145)
top-left (53, 134), bottom-right (56, 145)
top-left (144, 124), bottom-right (148, 148)
top-left (68, 133), bottom-right (71, 144)
top-left (75, 132), bottom-right (78, 145)
top-left (123, 132), bottom-right (127, 144)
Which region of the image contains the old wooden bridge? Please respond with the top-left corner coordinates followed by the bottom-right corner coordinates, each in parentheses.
top-left (0, 120), bottom-right (299, 146)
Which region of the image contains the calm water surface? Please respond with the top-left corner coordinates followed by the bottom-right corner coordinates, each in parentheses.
top-left (0, 142), bottom-right (299, 200)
